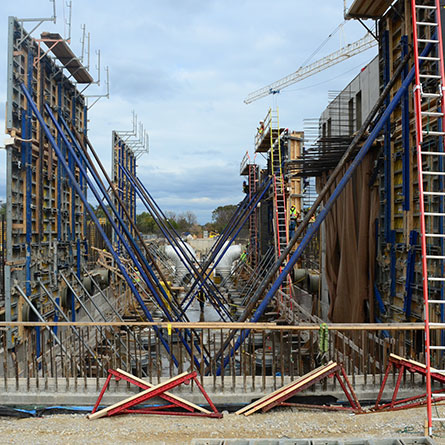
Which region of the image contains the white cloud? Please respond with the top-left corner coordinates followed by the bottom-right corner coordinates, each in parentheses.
top-left (0, 0), bottom-right (377, 223)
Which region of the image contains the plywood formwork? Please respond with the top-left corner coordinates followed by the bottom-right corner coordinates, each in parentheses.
top-left (4, 17), bottom-right (90, 343)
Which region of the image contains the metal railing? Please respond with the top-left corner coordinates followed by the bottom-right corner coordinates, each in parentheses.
top-left (0, 322), bottom-right (428, 394)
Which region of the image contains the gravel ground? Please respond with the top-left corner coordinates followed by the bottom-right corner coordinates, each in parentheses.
top-left (0, 407), bottom-right (443, 444)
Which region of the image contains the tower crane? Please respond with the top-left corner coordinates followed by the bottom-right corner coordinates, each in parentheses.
top-left (244, 32), bottom-right (377, 104)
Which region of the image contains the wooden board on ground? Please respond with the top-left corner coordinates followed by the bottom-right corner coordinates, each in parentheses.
top-left (236, 361), bottom-right (337, 416)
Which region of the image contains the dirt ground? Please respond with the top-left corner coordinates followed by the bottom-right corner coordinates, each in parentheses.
top-left (0, 407), bottom-right (443, 445)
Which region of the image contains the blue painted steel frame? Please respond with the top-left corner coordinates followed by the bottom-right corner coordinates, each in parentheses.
top-left (55, 112), bottom-right (205, 368)
top-left (403, 230), bottom-right (418, 318)
top-left (120, 165), bottom-right (233, 321)
top-left (20, 84), bottom-right (179, 367)
top-left (179, 179), bottom-right (272, 317)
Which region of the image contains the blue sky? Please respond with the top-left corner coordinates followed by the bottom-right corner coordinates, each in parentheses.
top-left (0, 0), bottom-right (377, 223)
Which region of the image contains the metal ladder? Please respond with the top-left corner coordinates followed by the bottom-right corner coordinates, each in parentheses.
top-left (270, 109), bottom-right (289, 259)
top-left (411, 0), bottom-right (445, 435)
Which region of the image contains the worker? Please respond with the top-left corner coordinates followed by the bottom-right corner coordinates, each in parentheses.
top-left (197, 290), bottom-right (205, 321)
top-left (133, 267), bottom-right (141, 285)
top-left (243, 180), bottom-right (249, 194)
top-left (289, 205), bottom-right (298, 239)
top-left (258, 120), bottom-right (265, 134)
top-left (240, 250), bottom-right (247, 263)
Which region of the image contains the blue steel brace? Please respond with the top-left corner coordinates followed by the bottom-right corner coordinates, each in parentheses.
top-left (121, 165), bottom-right (232, 319)
top-left (121, 166), bottom-right (232, 322)
top-left (401, 35), bottom-right (410, 211)
top-left (20, 84), bottom-right (179, 367)
top-left (83, 105), bottom-right (88, 239)
top-left (374, 283), bottom-right (387, 315)
top-left (383, 30), bottom-right (392, 242)
top-left (57, 113), bottom-right (206, 368)
top-left (24, 48), bottom-right (37, 356)
top-left (57, 82), bottom-right (62, 242)
top-left (204, 193), bottom-right (250, 262)
top-left (403, 230), bottom-right (418, 318)
top-left (217, 46), bottom-right (424, 374)
top-left (389, 230), bottom-right (396, 299)
top-left (179, 180), bottom-right (268, 309)
top-left (54, 111), bottom-right (204, 368)
top-left (179, 179), bottom-right (272, 317)
top-left (176, 178), bottom-right (270, 312)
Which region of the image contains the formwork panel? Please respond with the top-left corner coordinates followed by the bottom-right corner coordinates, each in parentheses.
top-left (4, 17), bottom-right (88, 343)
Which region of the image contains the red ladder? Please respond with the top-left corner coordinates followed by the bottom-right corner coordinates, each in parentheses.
top-left (411, 0), bottom-right (445, 435)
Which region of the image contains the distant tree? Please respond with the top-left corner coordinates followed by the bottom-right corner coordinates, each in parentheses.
top-left (211, 204), bottom-right (237, 233)
top-left (136, 212), bottom-right (156, 234)
top-left (165, 210), bottom-right (198, 233)
top-left (0, 202), bottom-right (6, 218)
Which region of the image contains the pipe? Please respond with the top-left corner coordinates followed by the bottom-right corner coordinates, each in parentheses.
top-left (215, 244), bottom-right (242, 279)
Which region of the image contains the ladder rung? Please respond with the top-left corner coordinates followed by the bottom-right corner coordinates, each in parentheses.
top-left (421, 151), bottom-right (445, 157)
top-left (428, 299), bottom-right (445, 303)
top-left (426, 233), bottom-right (445, 237)
top-left (429, 322), bottom-right (445, 326)
top-left (426, 255), bottom-right (445, 259)
top-left (421, 111), bottom-right (444, 117)
top-left (422, 93), bottom-right (442, 98)
top-left (418, 38), bottom-right (439, 43)
top-left (428, 277), bottom-right (445, 281)
top-left (415, 5), bottom-right (437, 9)
top-left (419, 56), bottom-right (441, 61)
top-left (430, 346), bottom-right (445, 350)
top-left (417, 21), bottom-right (439, 26)
top-left (420, 74), bottom-right (442, 79)
top-left (424, 212), bottom-right (445, 216)
top-left (422, 171), bottom-right (445, 176)
top-left (423, 131), bottom-right (445, 136)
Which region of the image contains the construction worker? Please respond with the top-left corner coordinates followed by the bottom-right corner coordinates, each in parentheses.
top-left (258, 120), bottom-right (265, 134)
top-left (133, 267), bottom-right (141, 285)
top-left (240, 250), bottom-right (247, 263)
top-left (243, 180), bottom-right (249, 194)
top-left (289, 205), bottom-right (298, 239)
top-left (197, 290), bottom-right (205, 321)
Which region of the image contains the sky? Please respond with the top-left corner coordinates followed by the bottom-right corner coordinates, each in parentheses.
top-left (0, 0), bottom-right (377, 224)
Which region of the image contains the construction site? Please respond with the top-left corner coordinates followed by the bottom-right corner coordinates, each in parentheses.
top-left (3, 0), bottom-right (445, 443)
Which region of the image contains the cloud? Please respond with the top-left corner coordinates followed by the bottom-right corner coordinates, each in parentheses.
top-left (0, 0), bottom-right (377, 224)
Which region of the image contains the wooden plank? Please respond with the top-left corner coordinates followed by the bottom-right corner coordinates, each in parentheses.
top-left (115, 368), bottom-right (210, 414)
top-left (389, 353), bottom-right (444, 375)
top-left (88, 371), bottom-right (191, 420)
top-left (0, 321), bottom-right (426, 330)
top-left (242, 362), bottom-right (338, 417)
top-left (236, 362), bottom-right (335, 416)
